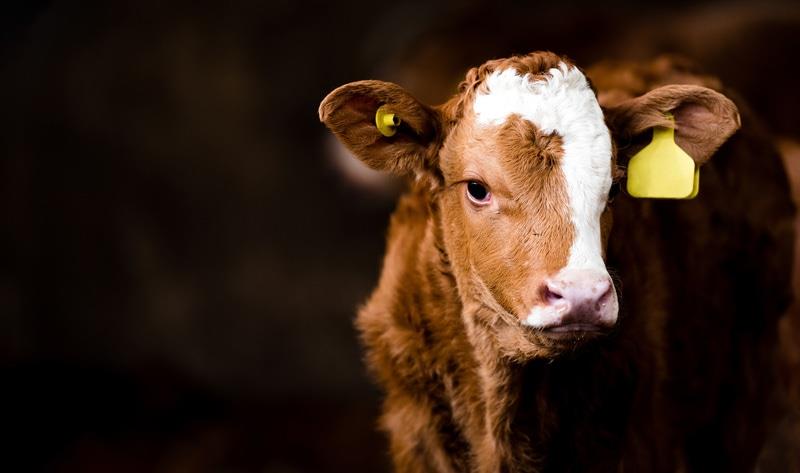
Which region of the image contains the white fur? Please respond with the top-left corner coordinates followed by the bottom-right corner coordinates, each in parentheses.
top-left (473, 62), bottom-right (613, 273)
top-left (522, 304), bottom-right (566, 328)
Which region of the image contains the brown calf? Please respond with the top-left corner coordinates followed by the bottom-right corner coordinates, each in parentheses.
top-left (319, 52), bottom-right (793, 472)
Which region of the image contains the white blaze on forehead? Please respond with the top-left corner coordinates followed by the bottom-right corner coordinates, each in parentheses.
top-left (473, 62), bottom-right (613, 272)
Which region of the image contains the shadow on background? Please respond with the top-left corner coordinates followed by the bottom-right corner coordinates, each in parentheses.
top-left (1, 1), bottom-right (800, 471)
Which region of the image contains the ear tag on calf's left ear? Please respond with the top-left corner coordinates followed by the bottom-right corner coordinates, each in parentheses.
top-left (375, 105), bottom-right (400, 137)
top-left (626, 113), bottom-right (700, 199)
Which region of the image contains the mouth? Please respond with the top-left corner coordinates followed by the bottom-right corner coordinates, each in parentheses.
top-left (543, 322), bottom-right (610, 333)
top-left (534, 321), bottom-right (613, 342)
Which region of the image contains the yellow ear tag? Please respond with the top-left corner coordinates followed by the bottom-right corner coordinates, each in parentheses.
top-left (626, 114), bottom-right (700, 199)
top-left (375, 105), bottom-right (400, 137)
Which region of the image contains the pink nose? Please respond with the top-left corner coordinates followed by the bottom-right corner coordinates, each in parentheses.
top-left (540, 272), bottom-right (618, 330)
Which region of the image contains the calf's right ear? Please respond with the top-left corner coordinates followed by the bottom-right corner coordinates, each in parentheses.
top-left (319, 80), bottom-right (443, 176)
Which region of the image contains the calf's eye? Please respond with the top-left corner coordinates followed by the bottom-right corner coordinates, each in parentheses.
top-left (466, 181), bottom-right (491, 205)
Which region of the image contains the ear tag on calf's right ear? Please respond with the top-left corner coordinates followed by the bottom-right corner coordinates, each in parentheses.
top-left (375, 105), bottom-right (400, 137)
top-left (626, 114), bottom-right (699, 199)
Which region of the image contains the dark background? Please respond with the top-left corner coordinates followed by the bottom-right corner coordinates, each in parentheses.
top-left (2, 1), bottom-right (800, 472)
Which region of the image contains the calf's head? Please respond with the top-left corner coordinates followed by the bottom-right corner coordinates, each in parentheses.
top-left (320, 52), bottom-right (739, 360)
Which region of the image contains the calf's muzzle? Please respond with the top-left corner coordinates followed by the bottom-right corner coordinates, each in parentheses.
top-left (523, 270), bottom-right (618, 332)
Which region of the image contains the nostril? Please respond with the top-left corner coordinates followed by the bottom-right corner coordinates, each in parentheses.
top-left (546, 288), bottom-right (562, 301)
top-left (542, 282), bottom-right (564, 303)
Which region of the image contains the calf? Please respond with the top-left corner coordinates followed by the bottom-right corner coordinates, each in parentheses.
top-left (319, 51), bottom-right (793, 472)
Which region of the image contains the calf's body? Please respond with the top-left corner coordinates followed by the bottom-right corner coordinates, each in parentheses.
top-left (320, 52), bottom-right (793, 472)
top-left (359, 188), bottom-right (664, 472)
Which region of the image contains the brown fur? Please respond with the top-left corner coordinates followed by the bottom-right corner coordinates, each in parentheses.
top-left (319, 52), bottom-right (793, 472)
top-left (438, 113), bottom-right (573, 320)
top-left (587, 56), bottom-right (794, 472)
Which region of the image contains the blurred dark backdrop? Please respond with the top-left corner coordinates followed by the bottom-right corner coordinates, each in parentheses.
top-left (2, 1), bottom-right (800, 472)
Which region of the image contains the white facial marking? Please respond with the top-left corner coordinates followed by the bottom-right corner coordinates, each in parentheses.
top-left (473, 62), bottom-right (613, 273)
top-left (522, 303), bottom-right (569, 328)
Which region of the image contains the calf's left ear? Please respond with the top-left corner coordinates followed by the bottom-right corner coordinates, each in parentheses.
top-left (319, 80), bottom-right (443, 176)
top-left (603, 84), bottom-right (741, 166)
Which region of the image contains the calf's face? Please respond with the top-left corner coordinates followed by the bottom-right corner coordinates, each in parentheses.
top-left (319, 52), bottom-right (739, 360)
top-left (437, 62), bottom-right (619, 349)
